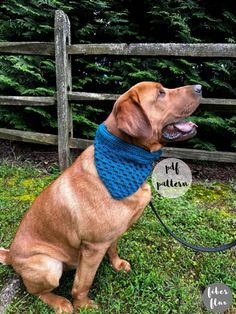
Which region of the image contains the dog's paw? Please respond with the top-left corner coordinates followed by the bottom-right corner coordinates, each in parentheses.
top-left (73, 297), bottom-right (99, 311)
top-left (54, 298), bottom-right (73, 314)
top-left (110, 258), bottom-right (131, 272)
top-left (39, 293), bottom-right (73, 314)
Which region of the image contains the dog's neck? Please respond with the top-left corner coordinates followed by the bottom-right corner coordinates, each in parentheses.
top-left (105, 114), bottom-right (163, 152)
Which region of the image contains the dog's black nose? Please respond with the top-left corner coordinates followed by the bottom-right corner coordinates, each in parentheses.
top-left (193, 84), bottom-right (202, 95)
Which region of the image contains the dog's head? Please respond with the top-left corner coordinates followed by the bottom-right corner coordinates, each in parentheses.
top-left (105, 82), bottom-right (201, 151)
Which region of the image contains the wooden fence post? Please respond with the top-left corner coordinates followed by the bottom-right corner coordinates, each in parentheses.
top-left (55, 10), bottom-right (73, 170)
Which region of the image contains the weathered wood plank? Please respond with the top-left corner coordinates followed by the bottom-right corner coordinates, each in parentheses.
top-left (68, 92), bottom-right (236, 107)
top-left (200, 98), bottom-right (236, 112)
top-left (55, 10), bottom-right (73, 170)
top-left (1, 42), bottom-right (236, 58)
top-left (0, 96), bottom-right (55, 106)
top-left (0, 42), bottom-right (55, 56)
top-left (0, 129), bottom-right (58, 145)
top-left (1, 94), bottom-right (235, 108)
top-left (68, 92), bottom-right (119, 101)
top-left (0, 128), bottom-right (93, 149)
top-left (68, 137), bottom-right (236, 163)
top-left (70, 137), bottom-right (93, 150)
top-left (0, 128), bottom-right (235, 162)
top-left (162, 147), bottom-right (236, 163)
top-left (68, 43), bottom-right (236, 57)
top-left (201, 98), bottom-right (236, 106)
top-left (70, 140), bottom-right (236, 163)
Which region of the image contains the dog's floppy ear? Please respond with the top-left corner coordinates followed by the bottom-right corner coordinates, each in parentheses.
top-left (114, 90), bottom-right (153, 139)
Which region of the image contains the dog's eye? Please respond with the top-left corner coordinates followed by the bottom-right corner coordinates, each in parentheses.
top-left (159, 90), bottom-right (165, 97)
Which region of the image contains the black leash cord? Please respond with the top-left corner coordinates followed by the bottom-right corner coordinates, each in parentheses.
top-left (149, 201), bottom-right (236, 253)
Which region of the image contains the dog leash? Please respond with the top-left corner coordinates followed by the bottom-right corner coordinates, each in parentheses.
top-left (149, 200), bottom-right (236, 252)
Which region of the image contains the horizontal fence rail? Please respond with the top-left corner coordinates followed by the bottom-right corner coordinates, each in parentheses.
top-left (0, 128), bottom-right (235, 163)
top-left (1, 94), bottom-right (235, 112)
top-left (0, 10), bottom-right (236, 169)
top-left (0, 96), bottom-right (55, 106)
top-left (1, 42), bottom-right (236, 58)
top-left (68, 43), bottom-right (236, 57)
top-left (0, 128), bottom-right (91, 150)
top-left (0, 42), bottom-right (55, 56)
top-left (68, 92), bottom-right (236, 107)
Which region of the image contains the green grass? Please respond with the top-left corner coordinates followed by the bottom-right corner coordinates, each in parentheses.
top-left (0, 160), bottom-right (235, 314)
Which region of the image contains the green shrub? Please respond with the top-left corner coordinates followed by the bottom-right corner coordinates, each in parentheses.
top-left (0, 0), bottom-right (235, 150)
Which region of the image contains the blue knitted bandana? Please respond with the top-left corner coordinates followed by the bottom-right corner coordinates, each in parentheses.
top-left (94, 123), bottom-right (162, 200)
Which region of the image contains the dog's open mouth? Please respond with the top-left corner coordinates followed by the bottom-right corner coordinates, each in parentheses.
top-left (161, 120), bottom-right (198, 142)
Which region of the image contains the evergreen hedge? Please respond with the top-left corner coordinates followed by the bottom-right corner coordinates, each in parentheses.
top-left (0, 0), bottom-right (236, 152)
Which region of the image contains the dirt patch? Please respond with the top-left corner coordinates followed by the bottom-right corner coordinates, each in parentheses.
top-left (187, 160), bottom-right (236, 183)
top-left (0, 139), bottom-right (59, 170)
top-left (0, 139), bottom-right (236, 182)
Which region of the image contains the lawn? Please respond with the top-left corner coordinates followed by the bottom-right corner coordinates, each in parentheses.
top-left (0, 160), bottom-right (235, 314)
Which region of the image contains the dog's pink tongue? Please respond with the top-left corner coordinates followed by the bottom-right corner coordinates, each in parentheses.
top-left (175, 121), bottom-right (198, 133)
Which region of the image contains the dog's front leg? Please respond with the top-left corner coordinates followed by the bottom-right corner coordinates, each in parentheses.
top-left (107, 240), bottom-right (131, 272)
top-left (72, 241), bottom-right (109, 310)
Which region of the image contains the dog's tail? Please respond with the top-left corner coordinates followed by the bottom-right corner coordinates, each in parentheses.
top-left (0, 248), bottom-right (11, 265)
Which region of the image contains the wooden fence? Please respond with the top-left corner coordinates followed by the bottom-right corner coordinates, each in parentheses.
top-left (0, 10), bottom-right (236, 170)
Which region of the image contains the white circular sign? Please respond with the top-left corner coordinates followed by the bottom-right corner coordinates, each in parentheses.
top-left (202, 283), bottom-right (233, 313)
top-left (152, 158), bottom-right (192, 198)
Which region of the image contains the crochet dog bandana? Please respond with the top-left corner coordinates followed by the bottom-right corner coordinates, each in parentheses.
top-left (94, 123), bottom-right (162, 200)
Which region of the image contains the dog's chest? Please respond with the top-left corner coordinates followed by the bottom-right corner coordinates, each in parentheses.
top-left (76, 182), bottom-right (152, 243)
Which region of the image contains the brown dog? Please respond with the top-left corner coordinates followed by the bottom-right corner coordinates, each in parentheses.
top-left (0, 82), bottom-right (201, 313)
